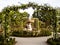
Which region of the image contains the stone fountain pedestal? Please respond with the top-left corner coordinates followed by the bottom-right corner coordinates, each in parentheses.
top-left (26, 22), bottom-right (32, 31)
top-left (24, 19), bottom-right (34, 31)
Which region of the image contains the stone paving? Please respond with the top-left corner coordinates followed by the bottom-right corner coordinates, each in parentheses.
top-left (13, 36), bottom-right (52, 45)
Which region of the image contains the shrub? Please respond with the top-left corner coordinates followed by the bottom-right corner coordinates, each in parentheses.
top-left (47, 38), bottom-right (56, 45)
top-left (0, 35), bottom-right (16, 45)
top-left (12, 29), bottom-right (51, 37)
top-left (40, 29), bottom-right (51, 36)
top-left (58, 29), bottom-right (60, 33)
top-left (12, 30), bottom-right (33, 37)
top-left (47, 37), bottom-right (60, 45)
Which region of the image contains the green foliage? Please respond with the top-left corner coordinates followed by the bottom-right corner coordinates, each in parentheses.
top-left (0, 38), bottom-right (16, 45)
top-left (12, 30), bottom-right (32, 37)
top-left (0, 2), bottom-right (58, 42)
top-left (33, 5), bottom-right (56, 26)
top-left (0, 34), bottom-right (16, 45)
top-left (32, 3), bottom-right (57, 39)
top-left (34, 18), bottom-right (39, 30)
top-left (58, 29), bottom-right (60, 32)
top-left (12, 29), bottom-right (51, 37)
top-left (47, 37), bottom-right (60, 45)
top-left (40, 28), bottom-right (51, 36)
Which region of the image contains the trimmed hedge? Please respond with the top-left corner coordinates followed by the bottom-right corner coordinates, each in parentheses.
top-left (47, 37), bottom-right (60, 45)
top-left (12, 30), bottom-right (51, 37)
top-left (12, 30), bottom-right (37, 37)
top-left (40, 29), bottom-right (51, 36)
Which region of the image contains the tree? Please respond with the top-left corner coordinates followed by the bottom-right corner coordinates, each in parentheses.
top-left (33, 4), bottom-right (54, 26)
top-left (33, 4), bottom-right (57, 39)
top-left (0, 4), bottom-right (29, 39)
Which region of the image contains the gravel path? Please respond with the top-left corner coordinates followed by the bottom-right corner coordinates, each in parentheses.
top-left (13, 36), bottom-right (52, 45)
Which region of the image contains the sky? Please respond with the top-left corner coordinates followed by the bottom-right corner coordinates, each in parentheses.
top-left (0, 0), bottom-right (60, 18)
top-left (0, 0), bottom-right (60, 11)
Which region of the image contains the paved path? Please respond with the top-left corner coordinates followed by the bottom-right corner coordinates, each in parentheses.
top-left (13, 36), bottom-right (52, 45)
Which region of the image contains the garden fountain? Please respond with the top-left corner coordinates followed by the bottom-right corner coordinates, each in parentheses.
top-left (26, 18), bottom-right (32, 31)
top-left (19, 7), bottom-right (34, 31)
top-left (25, 7), bottom-right (34, 31)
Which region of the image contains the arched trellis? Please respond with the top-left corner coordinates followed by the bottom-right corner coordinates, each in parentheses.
top-left (0, 2), bottom-right (57, 39)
